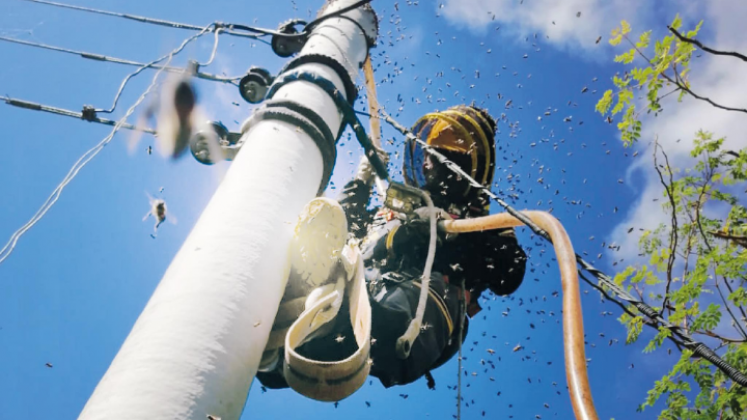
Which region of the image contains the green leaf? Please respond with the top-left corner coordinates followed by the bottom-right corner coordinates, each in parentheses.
top-left (729, 287), bottom-right (747, 308)
top-left (636, 31), bottom-right (651, 49)
top-left (621, 20), bottom-right (632, 35)
top-left (609, 27), bottom-right (623, 46)
top-left (686, 21), bottom-right (703, 39)
top-left (644, 327), bottom-right (672, 353)
top-left (596, 90), bottom-right (614, 115)
top-left (691, 303), bottom-right (722, 331)
top-left (614, 49), bottom-right (636, 64)
top-left (631, 67), bottom-right (652, 84)
top-left (626, 316), bottom-right (644, 344)
top-left (671, 14), bottom-right (683, 31)
top-left (611, 89), bottom-right (633, 116)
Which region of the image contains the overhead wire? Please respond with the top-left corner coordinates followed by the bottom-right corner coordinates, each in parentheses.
top-left (1, 0), bottom-right (379, 265)
top-left (0, 28), bottom-right (212, 266)
top-left (577, 271), bottom-right (686, 348)
top-left (218, 0), bottom-right (374, 38)
top-left (202, 28), bottom-right (223, 68)
top-left (367, 108), bottom-right (747, 388)
top-left (2, 96), bottom-right (156, 133)
top-left (0, 64), bottom-right (166, 266)
top-left (17, 0), bottom-right (373, 40)
top-left (17, 0), bottom-right (264, 39)
top-left (0, 36), bottom-right (241, 84)
top-left (95, 25), bottom-right (214, 114)
top-left (11, 0), bottom-right (375, 117)
top-left (302, 0), bottom-right (374, 35)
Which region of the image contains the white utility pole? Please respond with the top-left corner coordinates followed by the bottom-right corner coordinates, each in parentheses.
top-left (78, 2), bottom-right (377, 419)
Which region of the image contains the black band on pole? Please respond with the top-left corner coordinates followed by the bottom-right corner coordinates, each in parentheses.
top-left (279, 53), bottom-right (359, 104)
top-left (240, 106), bottom-right (335, 195)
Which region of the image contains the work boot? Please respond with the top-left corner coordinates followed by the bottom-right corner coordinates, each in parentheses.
top-left (259, 197), bottom-right (349, 372)
top-left (288, 197), bottom-right (348, 292)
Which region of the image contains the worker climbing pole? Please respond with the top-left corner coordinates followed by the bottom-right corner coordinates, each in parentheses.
top-left (5, 2), bottom-right (745, 420)
top-left (77, 1), bottom-right (377, 419)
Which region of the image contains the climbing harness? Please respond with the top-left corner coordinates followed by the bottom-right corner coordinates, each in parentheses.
top-left (259, 198), bottom-right (373, 402)
top-left (283, 244), bottom-right (372, 401)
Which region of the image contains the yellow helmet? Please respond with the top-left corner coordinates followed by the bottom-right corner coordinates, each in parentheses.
top-left (403, 105), bottom-right (496, 203)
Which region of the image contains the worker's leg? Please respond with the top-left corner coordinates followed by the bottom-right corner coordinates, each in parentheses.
top-left (367, 271), bottom-right (465, 388)
top-left (257, 197), bottom-right (349, 384)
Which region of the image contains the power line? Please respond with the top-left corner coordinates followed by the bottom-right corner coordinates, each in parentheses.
top-left (0, 1), bottom-right (378, 266)
top-left (372, 108), bottom-right (747, 388)
top-left (18, 0), bottom-right (297, 39)
top-left (0, 36), bottom-right (240, 85)
top-left (0, 56), bottom-right (168, 266)
top-left (96, 25), bottom-right (213, 114)
top-left (0, 28), bottom-right (214, 266)
top-left (18, 0), bottom-right (374, 39)
top-left (17, 0), bottom-right (264, 38)
top-left (3, 96), bottom-right (156, 134)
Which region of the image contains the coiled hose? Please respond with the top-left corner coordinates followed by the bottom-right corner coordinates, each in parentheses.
top-left (440, 211), bottom-right (599, 420)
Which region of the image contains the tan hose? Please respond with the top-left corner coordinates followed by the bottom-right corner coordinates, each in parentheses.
top-left (362, 56), bottom-right (388, 197)
top-left (441, 211), bottom-right (599, 420)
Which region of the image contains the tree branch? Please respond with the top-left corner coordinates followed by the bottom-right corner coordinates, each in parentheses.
top-left (655, 141), bottom-right (679, 316)
top-left (692, 158), bottom-right (747, 324)
top-left (710, 231), bottom-right (747, 248)
top-left (578, 271), bottom-right (684, 352)
top-left (725, 150), bottom-right (741, 159)
top-left (623, 35), bottom-right (747, 114)
top-left (693, 329), bottom-right (747, 343)
top-left (714, 273), bottom-right (747, 340)
top-left (668, 26), bottom-right (747, 63)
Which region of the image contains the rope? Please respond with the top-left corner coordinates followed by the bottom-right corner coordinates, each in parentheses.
top-left (370, 109), bottom-right (747, 388)
top-left (457, 278), bottom-right (466, 420)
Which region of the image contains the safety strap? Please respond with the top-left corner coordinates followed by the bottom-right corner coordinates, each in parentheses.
top-left (281, 244), bottom-right (372, 402)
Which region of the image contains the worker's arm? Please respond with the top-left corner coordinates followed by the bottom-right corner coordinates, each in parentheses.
top-left (337, 178), bottom-right (374, 239)
top-left (337, 152), bottom-right (388, 239)
top-left (442, 227), bottom-right (527, 300)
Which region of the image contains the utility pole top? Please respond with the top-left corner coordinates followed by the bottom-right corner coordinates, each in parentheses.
top-left (77, 1), bottom-right (377, 419)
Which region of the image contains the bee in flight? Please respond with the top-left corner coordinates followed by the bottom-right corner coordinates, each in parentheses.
top-left (143, 192), bottom-right (176, 238)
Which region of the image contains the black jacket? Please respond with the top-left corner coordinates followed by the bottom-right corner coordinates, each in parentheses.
top-left (335, 179), bottom-right (527, 387)
top-left (339, 178), bottom-right (527, 301)
top-left (256, 179), bottom-right (527, 390)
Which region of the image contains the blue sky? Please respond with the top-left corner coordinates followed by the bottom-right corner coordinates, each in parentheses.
top-left (1, 0), bottom-right (743, 419)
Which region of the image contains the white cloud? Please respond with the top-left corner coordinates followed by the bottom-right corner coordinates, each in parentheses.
top-left (443, 0), bottom-right (747, 261)
top-left (441, 0), bottom-right (650, 54)
top-left (611, 4), bottom-right (747, 260)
